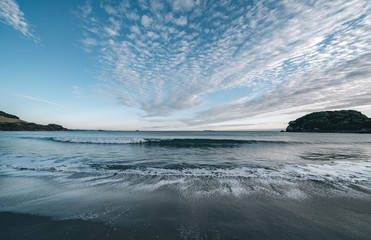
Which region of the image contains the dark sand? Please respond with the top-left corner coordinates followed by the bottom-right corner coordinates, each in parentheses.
top-left (1, 197), bottom-right (371, 240)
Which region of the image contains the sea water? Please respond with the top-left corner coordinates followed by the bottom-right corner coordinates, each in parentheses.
top-left (0, 131), bottom-right (370, 239)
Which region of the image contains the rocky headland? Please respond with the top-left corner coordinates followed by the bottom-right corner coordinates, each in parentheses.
top-left (0, 111), bottom-right (68, 131)
top-left (286, 110), bottom-right (371, 133)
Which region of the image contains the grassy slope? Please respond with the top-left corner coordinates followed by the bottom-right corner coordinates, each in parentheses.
top-left (0, 116), bottom-right (26, 124)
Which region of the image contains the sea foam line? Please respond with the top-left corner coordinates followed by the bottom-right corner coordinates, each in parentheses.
top-left (2, 160), bottom-right (370, 183)
top-left (48, 137), bottom-right (308, 145)
top-left (50, 137), bottom-right (150, 144)
top-left (1, 161), bottom-right (370, 199)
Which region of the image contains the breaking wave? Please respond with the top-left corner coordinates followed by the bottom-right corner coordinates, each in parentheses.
top-left (2, 160), bottom-right (370, 199)
top-left (48, 137), bottom-right (304, 147)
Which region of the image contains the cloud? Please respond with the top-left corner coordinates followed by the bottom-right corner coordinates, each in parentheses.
top-left (141, 15), bottom-right (153, 28)
top-left (72, 86), bottom-right (87, 99)
top-left (82, 37), bottom-right (97, 46)
top-left (150, 0), bottom-right (165, 12)
top-left (183, 54), bottom-right (371, 126)
top-left (78, 0), bottom-right (371, 126)
top-left (126, 12), bottom-right (140, 21)
top-left (15, 94), bottom-right (63, 107)
top-left (79, 1), bottom-right (92, 18)
top-left (130, 25), bottom-right (140, 34)
top-left (173, 15), bottom-right (187, 26)
top-left (165, 13), bottom-right (188, 26)
top-left (170, 0), bottom-right (195, 12)
top-left (0, 0), bottom-right (38, 42)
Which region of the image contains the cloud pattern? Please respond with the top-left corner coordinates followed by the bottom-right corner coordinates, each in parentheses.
top-left (0, 0), bottom-right (37, 41)
top-left (79, 0), bottom-right (371, 126)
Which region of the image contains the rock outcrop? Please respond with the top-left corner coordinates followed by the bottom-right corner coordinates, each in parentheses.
top-left (286, 110), bottom-right (371, 133)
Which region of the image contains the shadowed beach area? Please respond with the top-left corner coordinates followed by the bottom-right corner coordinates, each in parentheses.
top-left (1, 196), bottom-right (371, 240)
top-left (0, 212), bottom-right (117, 240)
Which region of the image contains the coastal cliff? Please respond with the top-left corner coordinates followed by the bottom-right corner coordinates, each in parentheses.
top-left (0, 111), bottom-right (68, 131)
top-left (286, 110), bottom-right (371, 133)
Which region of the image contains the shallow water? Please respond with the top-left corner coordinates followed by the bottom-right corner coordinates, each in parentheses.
top-left (0, 131), bottom-right (371, 239)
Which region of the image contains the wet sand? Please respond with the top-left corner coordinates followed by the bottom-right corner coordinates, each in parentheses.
top-left (1, 196), bottom-right (371, 240)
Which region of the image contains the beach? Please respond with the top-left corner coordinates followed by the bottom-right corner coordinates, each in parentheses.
top-left (1, 131), bottom-right (371, 239)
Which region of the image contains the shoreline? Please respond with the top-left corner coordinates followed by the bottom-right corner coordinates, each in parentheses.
top-left (1, 195), bottom-right (371, 240)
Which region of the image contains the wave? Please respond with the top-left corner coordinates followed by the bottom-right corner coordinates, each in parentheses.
top-left (2, 161), bottom-right (370, 199)
top-left (94, 161), bottom-right (371, 183)
top-left (48, 137), bottom-right (148, 144)
top-left (48, 137), bottom-right (302, 147)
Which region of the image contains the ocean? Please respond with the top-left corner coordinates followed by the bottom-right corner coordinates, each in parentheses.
top-left (0, 130), bottom-right (370, 239)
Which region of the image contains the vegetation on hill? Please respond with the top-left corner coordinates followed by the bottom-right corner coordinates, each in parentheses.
top-left (286, 110), bottom-right (371, 133)
top-left (0, 111), bottom-right (68, 131)
top-left (0, 111), bottom-right (20, 119)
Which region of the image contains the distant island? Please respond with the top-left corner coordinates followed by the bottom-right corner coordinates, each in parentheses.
top-left (286, 110), bottom-right (371, 133)
top-left (0, 111), bottom-right (68, 131)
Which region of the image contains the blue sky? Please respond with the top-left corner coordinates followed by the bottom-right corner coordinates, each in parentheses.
top-left (0, 0), bottom-right (370, 130)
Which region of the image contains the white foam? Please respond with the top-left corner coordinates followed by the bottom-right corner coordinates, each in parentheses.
top-left (51, 137), bottom-right (149, 144)
top-left (281, 161), bottom-right (371, 183)
top-left (1, 160), bottom-right (370, 199)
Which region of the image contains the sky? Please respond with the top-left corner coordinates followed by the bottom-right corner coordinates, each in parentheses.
top-left (0, 0), bottom-right (370, 130)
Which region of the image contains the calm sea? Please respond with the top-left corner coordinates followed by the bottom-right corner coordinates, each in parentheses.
top-left (1, 131), bottom-right (370, 239)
